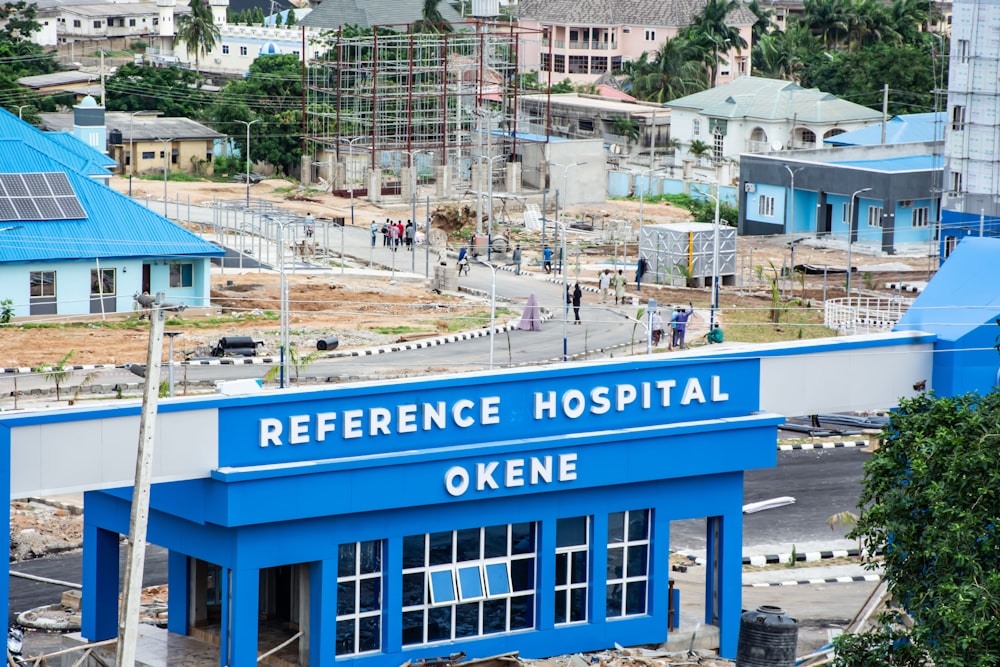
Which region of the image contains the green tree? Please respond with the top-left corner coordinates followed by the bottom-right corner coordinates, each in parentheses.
top-left (412, 0), bottom-right (454, 33)
top-left (0, 0), bottom-right (59, 119)
top-left (285, 9), bottom-right (297, 26)
top-left (849, 391), bottom-right (1000, 667)
top-left (211, 54), bottom-right (302, 175)
top-left (683, 0), bottom-right (749, 86)
top-left (627, 37), bottom-right (708, 103)
top-left (105, 63), bottom-right (210, 117)
top-left (747, 0), bottom-right (776, 42)
top-left (611, 116), bottom-right (640, 152)
top-left (688, 139), bottom-right (712, 164)
top-left (176, 0), bottom-right (220, 72)
top-left (33, 349), bottom-right (75, 402)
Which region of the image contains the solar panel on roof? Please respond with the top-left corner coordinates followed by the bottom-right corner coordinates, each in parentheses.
top-left (0, 172), bottom-right (86, 221)
top-left (0, 174), bottom-right (27, 197)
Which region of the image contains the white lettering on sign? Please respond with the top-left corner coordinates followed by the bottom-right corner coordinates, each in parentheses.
top-left (446, 453), bottom-right (579, 497)
top-left (259, 396), bottom-right (503, 447)
top-left (532, 376), bottom-right (728, 421)
top-left (257, 375), bottom-right (734, 449)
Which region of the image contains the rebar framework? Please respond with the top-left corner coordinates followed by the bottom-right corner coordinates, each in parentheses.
top-left (305, 23), bottom-right (548, 193)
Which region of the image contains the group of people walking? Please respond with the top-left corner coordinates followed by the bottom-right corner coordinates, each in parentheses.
top-left (371, 218), bottom-right (417, 251)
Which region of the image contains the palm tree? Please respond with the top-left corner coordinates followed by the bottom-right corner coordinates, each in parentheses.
top-left (412, 0), bottom-right (454, 33)
top-left (747, 0), bottom-right (776, 42)
top-left (688, 139), bottom-right (712, 165)
top-left (802, 0), bottom-right (849, 47)
top-left (611, 116), bottom-right (640, 153)
top-left (176, 0), bottom-right (220, 72)
top-left (753, 23), bottom-right (815, 80)
top-left (684, 0), bottom-right (750, 86)
top-left (628, 37), bottom-right (709, 103)
top-left (889, 0), bottom-right (929, 41)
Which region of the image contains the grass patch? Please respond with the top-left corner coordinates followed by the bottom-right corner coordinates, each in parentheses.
top-left (272, 186), bottom-right (294, 194)
top-left (372, 325), bottom-right (433, 335)
top-left (720, 301), bottom-right (835, 344)
top-left (13, 312), bottom-right (279, 333)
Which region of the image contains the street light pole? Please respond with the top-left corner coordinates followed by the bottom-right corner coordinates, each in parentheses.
top-left (549, 161), bottom-right (584, 362)
top-left (475, 258), bottom-right (500, 369)
top-left (235, 119), bottom-right (262, 207)
top-left (846, 187), bottom-right (873, 306)
top-left (697, 183), bottom-right (722, 329)
top-left (15, 104), bottom-right (31, 120)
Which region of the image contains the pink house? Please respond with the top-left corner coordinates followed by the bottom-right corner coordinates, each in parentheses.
top-left (515, 0), bottom-right (755, 86)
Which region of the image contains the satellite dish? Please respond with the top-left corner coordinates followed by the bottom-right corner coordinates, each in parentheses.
top-left (771, 141), bottom-right (784, 151)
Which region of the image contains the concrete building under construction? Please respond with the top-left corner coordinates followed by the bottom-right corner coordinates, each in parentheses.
top-left (304, 23), bottom-right (553, 206)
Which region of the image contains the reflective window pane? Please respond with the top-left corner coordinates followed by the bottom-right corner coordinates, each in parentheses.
top-left (359, 577), bottom-right (380, 613)
top-left (335, 619), bottom-right (355, 655)
top-left (359, 540), bottom-right (381, 574)
top-left (337, 581), bottom-right (356, 616)
top-left (627, 509), bottom-right (649, 541)
top-left (555, 553), bottom-right (568, 586)
top-left (625, 580), bottom-right (647, 615)
top-left (511, 523), bottom-right (535, 554)
top-left (570, 588), bottom-right (587, 622)
top-left (402, 610), bottom-right (424, 645)
top-left (555, 591), bottom-right (567, 624)
top-left (607, 546), bottom-right (624, 579)
top-left (510, 595), bottom-right (534, 630)
top-left (358, 615), bottom-right (380, 652)
top-left (627, 544), bottom-right (648, 577)
top-left (608, 512), bottom-right (625, 543)
top-left (430, 570), bottom-right (456, 604)
top-left (429, 531), bottom-right (453, 566)
top-left (402, 573), bottom-right (425, 607)
top-left (606, 583), bottom-right (623, 618)
top-left (511, 558), bottom-right (535, 591)
top-left (570, 551), bottom-right (588, 584)
top-left (483, 599), bottom-right (507, 634)
top-left (485, 563), bottom-right (510, 596)
top-left (456, 528), bottom-right (481, 562)
top-left (338, 543), bottom-right (356, 577)
top-left (556, 516), bottom-right (588, 547)
top-left (427, 607), bottom-right (451, 642)
top-left (455, 602), bottom-right (480, 638)
top-left (457, 565), bottom-right (484, 600)
top-left (403, 535), bottom-right (425, 569)
top-left (484, 524), bottom-right (508, 558)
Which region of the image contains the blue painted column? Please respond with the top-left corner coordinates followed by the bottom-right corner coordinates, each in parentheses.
top-left (167, 551), bottom-right (190, 635)
top-left (310, 559), bottom-right (337, 667)
top-left (536, 519), bottom-right (556, 631)
top-left (0, 428), bottom-right (9, 638)
top-left (590, 512), bottom-right (609, 625)
top-left (219, 567), bottom-right (231, 666)
top-left (705, 512), bottom-right (742, 659)
top-left (229, 567), bottom-right (260, 666)
top-left (383, 537), bottom-right (402, 653)
top-left (82, 521), bottom-right (119, 641)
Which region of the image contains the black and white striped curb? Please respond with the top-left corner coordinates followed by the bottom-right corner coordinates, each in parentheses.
top-left (746, 574), bottom-right (881, 588)
top-left (681, 547), bottom-right (862, 567)
top-left (778, 440), bottom-right (868, 451)
top-left (1, 362), bottom-right (127, 376)
top-left (884, 282), bottom-right (923, 293)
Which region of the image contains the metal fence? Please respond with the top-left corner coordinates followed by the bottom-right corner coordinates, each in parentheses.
top-left (824, 296), bottom-right (913, 334)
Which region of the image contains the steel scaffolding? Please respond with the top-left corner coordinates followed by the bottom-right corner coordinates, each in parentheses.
top-left (305, 23), bottom-right (548, 195)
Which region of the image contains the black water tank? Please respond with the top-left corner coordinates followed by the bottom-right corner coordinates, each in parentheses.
top-left (736, 605), bottom-right (798, 667)
top-left (108, 128), bottom-right (123, 145)
top-left (316, 336), bottom-right (339, 351)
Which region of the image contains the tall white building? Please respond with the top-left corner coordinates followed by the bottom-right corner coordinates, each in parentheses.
top-left (943, 0), bottom-right (1000, 215)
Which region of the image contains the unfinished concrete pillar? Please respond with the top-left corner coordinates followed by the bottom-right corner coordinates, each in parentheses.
top-left (401, 167), bottom-right (414, 200)
top-left (300, 155), bottom-right (312, 186)
top-left (435, 165), bottom-right (448, 198)
top-left (368, 168), bottom-right (382, 204)
top-left (506, 161), bottom-right (521, 194)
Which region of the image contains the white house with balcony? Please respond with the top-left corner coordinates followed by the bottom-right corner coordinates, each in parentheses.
top-left (665, 77), bottom-right (883, 171)
top-left (515, 0), bottom-right (754, 85)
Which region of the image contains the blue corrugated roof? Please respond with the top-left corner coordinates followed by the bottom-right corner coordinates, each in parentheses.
top-left (824, 112), bottom-right (945, 146)
top-left (829, 154), bottom-right (942, 172)
top-left (0, 107), bottom-right (113, 177)
top-left (45, 131), bottom-right (118, 168)
top-left (0, 139), bottom-right (223, 263)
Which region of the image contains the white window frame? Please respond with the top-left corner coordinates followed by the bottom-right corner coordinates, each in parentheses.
top-left (222, 44), bottom-right (229, 54)
top-left (336, 540), bottom-right (383, 656)
top-left (606, 509), bottom-right (651, 619)
top-left (868, 205), bottom-right (883, 228)
top-left (644, 29), bottom-right (655, 41)
top-left (402, 524), bottom-right (536, 646)
top-left (912, 206), bottom-right (929, 228)
top-left (239, 45), bottom-right (248, 56)
top-left (958, 39), bottom-right (969, 64)
top-left (758, 195), bottom-right (775, 217)
top-left (692, 119), bottom-right (700, 136)
top-left (555, 516), bottom-right (590, 625)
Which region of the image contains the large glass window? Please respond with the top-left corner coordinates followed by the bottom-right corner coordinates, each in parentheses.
top-left (402, 523), bottom-right (536, 646)
top-left (606, 509), bottom-right (650, 618)
top-left (336, 540), bottom-right (383, 656)
top-left (555, 516), bottom-right (589, 625)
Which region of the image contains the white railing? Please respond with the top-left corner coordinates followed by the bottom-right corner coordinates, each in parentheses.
top-left (824, 296), bottom-right (913, 335)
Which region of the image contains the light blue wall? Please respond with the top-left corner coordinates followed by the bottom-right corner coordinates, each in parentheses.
top-left (791, 190), bottom-right (819, 234)
top-left (892, 198), bottom-right (938, 245)
top-left (607, 171), bottom-right (630, 197)
top-left (744, 183), bottom-right (786, 228)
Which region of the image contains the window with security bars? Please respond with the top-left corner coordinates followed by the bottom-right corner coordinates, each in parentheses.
top-left (401, 523), bottom-right (536, 646)
top-left (912, 207), bottom-right (929, 228)
top-left (336, 540), bottom-right (383, 656)
top-left (868, 206), bottom-right (883, 227)
top-left (555, 516), bottom-right (589, 625)
top-left (606, 509), bottom-right (650, 618)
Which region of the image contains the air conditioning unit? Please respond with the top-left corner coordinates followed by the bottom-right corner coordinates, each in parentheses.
top-left (900, 200), bottom-right (913, 207)
top-left (744, 182), bottom-right (756, 193)
top-left (623, 27), bottom-right (631, 33)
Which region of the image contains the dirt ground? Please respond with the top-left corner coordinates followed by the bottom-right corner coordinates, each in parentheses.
top-left (0, 176), bottom-right (937, 368)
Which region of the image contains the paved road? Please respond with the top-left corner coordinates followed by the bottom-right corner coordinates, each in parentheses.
top-left (9, 545), bottom-right (168, 625)
top-left (670, 447), bottom-right (868, 552)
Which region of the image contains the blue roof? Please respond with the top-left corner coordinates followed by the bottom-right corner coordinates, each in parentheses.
top-left (824, 112), bottom-right (945, 146)
top-left (829, 154), bottom-right (942, 172)
top-left (0, 107), bottom-right (114, 177)
top-left (895, 236), bottom-right (1000, 342)
top-left (45, 131), bottom-right (118, 169)
top-left (0, 139), bottom-right (223, 264)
